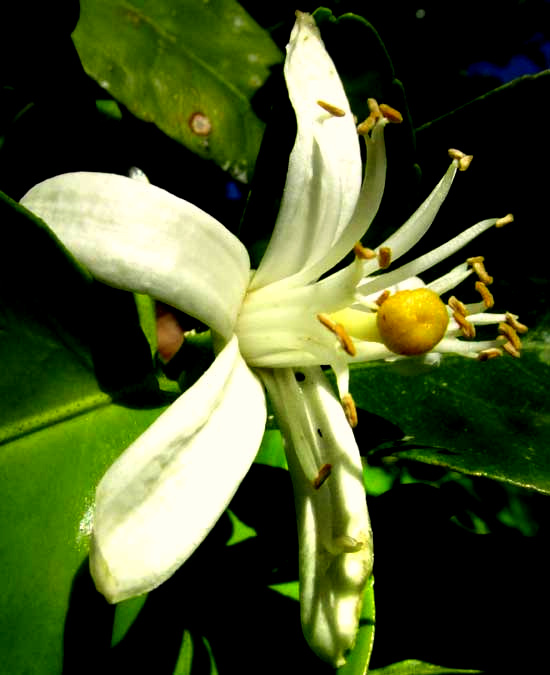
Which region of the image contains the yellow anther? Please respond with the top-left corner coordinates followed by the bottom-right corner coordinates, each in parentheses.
top-left (475, 281), bottom-right (495, 308)
top-left (379, 103), bottom-right (403, 123)
top-left (496, 213), bottom-right (514, 228)
top-left (453, 311), bottom-right (476, 338)
top-left (499, 322), bottom-right (522, 350)
top-left (376, 289), bottom-right (391, 306)
top-left (478, 347), bottom-right (503, 361)
top-left (467, 256), bottom-right (493, 285)
top-left (342, 393), bottom-right (358, 428)
top-left (357, 116), bottom-right (375, 135)
top-left (377, 288), bottom-right (449, 355)
top-left (503, 341), bottom-right (521, 358)
top-left (317, 100), bottom-right (346, 117)
top-left (357, 99), bottom-right (386, 136)
top-left (448, 148), bottom-right (473, 171)
top-left (448, 295), bottom-right (468, 316)
top-left (335, 324), bottom-right (357, 356)
top-left (505, 312), bottom-right (528, 334)
top-left (378, 246), bottom-right (392, 269)
top-left (367, 98), bottom-right (382, 118)
top-left (312, 463), bottom-right (332, 490)
top-left (317, 313), bottom-right (357, 356)
top-left (354, 242), bottom-right (377, 260)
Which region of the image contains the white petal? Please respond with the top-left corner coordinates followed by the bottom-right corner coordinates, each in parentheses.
top-left (89, 336), bottom-right (266, 603)
top-left (261, 367), bottom-right (372, 667)
top-left (21, 173), bottom-right (250, 340)
top-left (251, 12), bottom-right (361, 289)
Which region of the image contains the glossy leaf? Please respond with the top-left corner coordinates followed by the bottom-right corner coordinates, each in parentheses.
top-left (369, 660), bottom-right (482, 675)
top-left (352, 342), bottom-right (550, 494)
top-left (72, 0), bottom-right (282, 182)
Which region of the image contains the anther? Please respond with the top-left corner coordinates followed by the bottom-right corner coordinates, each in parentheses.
top-left (332, 535), bottom-right (365, 553)
top-left (478, 347), bottom-right (503, 361)
top-left (475, 281), bottom-right (495, 308)
top-left (357, 99), bottom-right (384, 136)
top-left (317, 100), bottom-right (346, 117)
top-left (499, 322), bottom-right (522, 350)
top-left (376, 289), bottom-right (391, 306)
top-left (503, 341), bottom-right (521, 358)
top-left (335, 324), bottom-right (357, 356)
top-left (453, 311), bottom-right (476, 338)
top-left (367, 98), bottom-right (382, 118)
top-left (357, 116), bottom-right (376, 135)
top-left (317, 314), bottom-right (357, 356)
top-left (378, 246), bottom-right (392, 269)
top-left (505, 312), bottom-right (528, 334)
top-left (312, 463), bottom-right (332, 490)
top-left (354, 242), bottom-right (377, 260)
top-left (379, 103), bottom-right (403, 123)
top-left (467, 256), bottom-right (493, 285)
top-left (448, 295), bottom-right (468, 316)
top-left (496, 213), bottom-right (514, 228)
top-left (448, 148), bottom-right (473, 171)
top-left (342, 393), bottom-right (358, 428)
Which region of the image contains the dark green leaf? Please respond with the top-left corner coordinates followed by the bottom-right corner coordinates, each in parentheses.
top-left (352, 342), bottom-right (550, 493)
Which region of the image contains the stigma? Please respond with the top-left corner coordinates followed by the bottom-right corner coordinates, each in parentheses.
top-left (376, 288), bottom-right (449, 355)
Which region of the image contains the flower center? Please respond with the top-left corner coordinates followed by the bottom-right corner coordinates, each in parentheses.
top-left (376, 288), bottom-right (449, 355)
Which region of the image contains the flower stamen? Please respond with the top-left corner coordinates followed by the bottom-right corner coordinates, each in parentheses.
top-left (496, 213), bottom-right (514, 228)
top-left (317, 313), bottom-right (357, 356)
top-left (312, 463), bottom-right (333, 489)
top-left (448, 295), bottom-right (468, 316)
top-left (502, 341), bottom-right (521, 358)
top-left (376, 289), bottom-right (391, 306)
top-left (467, 256), bottom-right (494, 285)
top-left (378, 246), bottom-right (392, 269)
top-left (448, 148), bottom-right (474, 171)
top-left (379, 103), bottom-right (403, 124)
top-left (453, 311), bottom-right (476, 338)
top-left (499, 322), bottom-right (522, 350)
top-left (354, 242), bottom-right (377, 260)
top-left (505, 312), bottom-right (528, 334)
top-left (317, 100), bottom-right (346, 117)
top-left (331, 535), bottom-right (366, 554)
top-left (342, 393), bottom-right (358, 428)
top-left (478, 347), bottom-right (503, 361)
top-left (475, 280), bottom-right (495, 308)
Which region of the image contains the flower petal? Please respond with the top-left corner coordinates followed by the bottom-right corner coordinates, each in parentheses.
top-left (90, 335), bottom-right (266, 603)
top-left (21, 173), bottom-right (250, 340)
top-left (261, 367), bottom-right (372, 667)
top-left (251, 12), bottom-right (362, 290)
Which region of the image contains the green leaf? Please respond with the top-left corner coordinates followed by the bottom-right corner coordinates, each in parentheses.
top-left (352, 343), bottom-right (550, 494)
top-left (369, 660), bottom-right (483, 675)
top-left (0, 402), bottom-right (169, 674)
top-left (72, 0), bottom-right (282, 182)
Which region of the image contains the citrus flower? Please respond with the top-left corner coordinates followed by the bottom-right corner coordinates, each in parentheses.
top-left (20, 11), bottom-right (525, 667)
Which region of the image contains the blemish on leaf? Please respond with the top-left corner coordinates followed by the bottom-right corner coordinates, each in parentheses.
top-left (189, 112), bottom-right (212, 136)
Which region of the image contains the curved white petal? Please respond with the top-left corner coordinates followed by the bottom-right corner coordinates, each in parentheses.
top-left (251, 12), bottom-right (362, 290)
top-left (21, 173), bottom-right (250, 340)
top-left (89, 336), bottom-right (266, 603)
top-left (261, 367), bottom-right (372, 667)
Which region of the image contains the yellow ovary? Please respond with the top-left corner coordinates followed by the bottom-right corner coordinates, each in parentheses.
top-left (376, 288), bottom-right (449, 355)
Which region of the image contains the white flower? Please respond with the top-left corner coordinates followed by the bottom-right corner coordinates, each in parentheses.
top-left (20, 11), bottom-right (523, 667)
